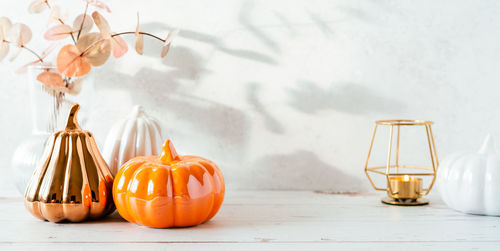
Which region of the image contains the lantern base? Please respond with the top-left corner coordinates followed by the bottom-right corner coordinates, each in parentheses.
top-left (381, 197), bottom-right (429, 206)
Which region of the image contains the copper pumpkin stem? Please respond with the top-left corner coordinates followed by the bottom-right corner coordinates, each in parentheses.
top-left (159, 139), bottom-right (180, 162)
top-left (65, 104), bottom-right (81, 130)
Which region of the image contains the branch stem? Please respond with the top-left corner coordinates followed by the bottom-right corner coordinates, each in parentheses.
top-left (4, 41), bottom-right (44, 62)
top-left (49, 3), bottom-right (76, 43)
top-left (112, 31), bottom-right (165, 42)
top-left (77, 3), bottom-right (89, 40)
top-left (80, 31), bottom-right (166, 56)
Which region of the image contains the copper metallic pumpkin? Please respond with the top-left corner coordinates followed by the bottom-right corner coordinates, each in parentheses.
top-left (113, 139), bottom-right (225, 228)
top-left (24, 104), bottom-right (115, 222)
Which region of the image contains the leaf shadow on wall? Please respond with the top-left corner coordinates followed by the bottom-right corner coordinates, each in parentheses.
top-left (336, 5), bottom-right (377, 23)
top-left (100, 46), bottom-right (203, 91)
top-left (241, 151), bottom-right (363, 192)
top-left (98, 46), bottom-right (249, 150)
top-left (141, 22), bottom-right (278, 65)
top-left (238, 0), bottom-right (281, 54)
top-left (272, 11), bottom-right (297, 37)
top-left (306, 10), bottom-right (334, 37)
top-left (287, 81), bottom-right (406, 114)
top-left (246, 82), bottom-right (284, 134)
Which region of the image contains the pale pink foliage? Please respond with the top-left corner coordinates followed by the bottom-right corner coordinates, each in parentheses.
top-left (85, 0), bottom-right (111, 13)
top-left (0, 17), bottom-right (12, 61)
top-left (44, 24), bottom-right (72, 40)
top-left (92, 11), bottom-right (127, 58)
top-left (16, 43), bottom-right (57, 73)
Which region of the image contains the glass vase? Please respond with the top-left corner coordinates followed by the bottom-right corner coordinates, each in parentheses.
top-left (11, 66), bottom-right (94, 194)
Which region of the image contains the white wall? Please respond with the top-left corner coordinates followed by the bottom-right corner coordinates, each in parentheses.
top-left (1, 0), bottom-right (500, 195)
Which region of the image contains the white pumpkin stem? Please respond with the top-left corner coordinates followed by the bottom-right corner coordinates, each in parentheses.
top-left (131, 105), bottom-right (145, 117)
top-left (159, 139), bottom-right (180, 162)
top-left (478, 134), bottom-right (497, 154)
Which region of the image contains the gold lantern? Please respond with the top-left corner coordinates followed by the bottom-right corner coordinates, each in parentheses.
top-left (364, 120), bottom-right (438, 206)
top-left (24, 104), bottom-right (115, 222)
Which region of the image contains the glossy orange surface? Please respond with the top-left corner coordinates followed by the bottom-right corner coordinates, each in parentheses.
top-left (112, 139), bottom-right (225, 228)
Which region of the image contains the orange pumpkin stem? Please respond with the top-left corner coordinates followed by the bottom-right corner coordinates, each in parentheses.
top-left (159, 139), bottom-right (180, 162)
top-left (65, 104), bottom-right (81, 130)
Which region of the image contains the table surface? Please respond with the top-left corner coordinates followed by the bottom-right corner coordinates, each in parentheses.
top-left (1, 190), bottom-right (500, 250)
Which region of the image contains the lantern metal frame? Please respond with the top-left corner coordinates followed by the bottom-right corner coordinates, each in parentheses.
top-left (364, 120), bottom-right (439, 206)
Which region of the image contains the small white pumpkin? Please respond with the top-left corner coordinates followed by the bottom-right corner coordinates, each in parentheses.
top-left (437, 135), bottom-right (500, 215)
top-left (102, 105), bottom-right (163, 175)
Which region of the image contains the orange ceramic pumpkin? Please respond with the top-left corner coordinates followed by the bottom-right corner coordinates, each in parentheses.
top-left (112, 139), bottom-right (225, 228)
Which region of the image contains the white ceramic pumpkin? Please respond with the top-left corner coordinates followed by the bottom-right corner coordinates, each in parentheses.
top-left (102, 105), bottom-right (163, 175)
top-left (437, 135), bottom-right (500, 215)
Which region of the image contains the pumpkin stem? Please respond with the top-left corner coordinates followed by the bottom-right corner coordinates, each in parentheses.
top-left (131, 105), bottom-right (144, 117)
top-left (478, 134), bottom-right (497, 154)
top-left (159, 139), bottom-right (180, 162)
top-left (65, 104), bottom-right (81, 130)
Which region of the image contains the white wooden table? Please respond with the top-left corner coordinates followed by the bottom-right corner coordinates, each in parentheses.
top-left (1, 190), bottom-right (500, 250)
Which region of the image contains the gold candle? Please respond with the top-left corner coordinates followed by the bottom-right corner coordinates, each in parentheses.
top-left (387, 175), bottom-right (422, 200)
